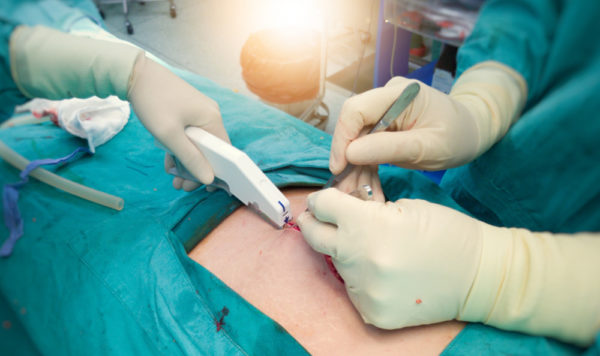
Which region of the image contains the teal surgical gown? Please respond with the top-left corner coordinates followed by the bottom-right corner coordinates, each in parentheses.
top-left (1, 0), bottom-right (600, 355)
top-left (445, 0), bottom-right (600, 234)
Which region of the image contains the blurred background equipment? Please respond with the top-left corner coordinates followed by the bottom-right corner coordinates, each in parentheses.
top-left (95, 0), bottom-right (176, 34)
top-left (98, 0), bottom-right (482, 133)
top-left (240, 28), bottom-right (324, 125)
top-left (239, 0), bottom-right (328, 129)
top-left (380, 0), bottom-right (484, 93)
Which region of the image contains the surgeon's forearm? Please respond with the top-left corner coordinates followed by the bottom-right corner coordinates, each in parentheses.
top-left (459, 226), bottom-right (600, 346)
top-left (9, 25), bottom-right (143, 100)
top-left (450, 61), bottom-right (527, 156)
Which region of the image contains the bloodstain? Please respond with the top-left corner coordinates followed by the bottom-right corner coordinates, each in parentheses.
top-left (324, 255), bottom-right (344, 284)
top-left (416, 299), bottom-right (422, 305)
top-left (284, 221), bottom-right (300, 231)
top-left (20, 307), bottom-right (26, 315)
top-left (32, 218), bottom-right (36, 223)
top-left (284, 221), bottom-right (344, 284)
top-left (215, 306), bottom-right (229, 332)
top-left (2, 320), bottom-right (11, 329)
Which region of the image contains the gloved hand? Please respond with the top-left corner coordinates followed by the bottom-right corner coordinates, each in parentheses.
top-left (298, 188), bottom-right (484, 329)
top-left (128, 56), bottom-right (230, 190)
top-left (329, 62), bottom-right (527, 176)
top-left (9, 25), bottom-right (230, 190)
top-left (297, 188), bottom-right (600, 346)
top-left (331, 164), bottom-right (385, 202)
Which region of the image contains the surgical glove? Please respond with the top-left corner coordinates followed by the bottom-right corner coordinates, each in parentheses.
top-left (333, 164), bottom-right (385, 202)
top-left (10, 25), bottom-right (140, 101)
top-left (297, 188), bottom-right (600, 346)
top-left (10, 25), bottom-right (230, 187)
top-left (329, 61), bottom-right (527, 174)
top-left (128, 55), bottom-right (229, 187)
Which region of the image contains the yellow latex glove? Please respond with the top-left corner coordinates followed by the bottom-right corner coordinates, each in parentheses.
top-left (127, 56), bottom-right (230, 189)
top-left (10, 25), bottom-right (230, 189)
top-left (328, 62), bottom-right (527, 194)
top-left (297, 188), bottom-right (600, 346)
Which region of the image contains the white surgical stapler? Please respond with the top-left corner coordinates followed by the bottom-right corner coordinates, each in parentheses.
top-left (167, 127), bottom-right (292, 229)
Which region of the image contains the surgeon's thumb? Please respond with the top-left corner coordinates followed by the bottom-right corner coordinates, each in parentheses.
top-left (297, 211), bottom-right (338, 257)
top-left (299, 188), bottom-right (367, 258)
top-left (167, 136), bottom-right (215, 185)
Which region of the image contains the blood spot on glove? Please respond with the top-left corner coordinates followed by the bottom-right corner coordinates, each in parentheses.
top-left (2, 320), bottom-right (11, 329)
top-left (416, 299), bottom-right (422, 305)
top-left (32, 217), bottom-right (36, 223)
top-left (215, 306), bottom-right (229, 332)
top-left (20, 307), bottom-right (26, 315)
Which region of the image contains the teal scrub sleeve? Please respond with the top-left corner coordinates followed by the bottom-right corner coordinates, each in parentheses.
top-left (456, 0), bottom-right (560, 102)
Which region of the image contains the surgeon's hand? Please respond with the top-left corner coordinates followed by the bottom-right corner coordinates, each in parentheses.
top-left (128, 56), bottom-right (230, 190)
top-left (10, 25), bottom-right (230, 191)
top-left (297, 188), bottom-right (483, 328)
top-left (332, 165), bottom-right (385, 202)
top-left (329, 62), bottom-right (526, 175)
top-left (297, 189), bottom-right (600, 346)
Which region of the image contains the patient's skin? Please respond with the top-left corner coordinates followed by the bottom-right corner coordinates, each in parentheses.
top-left (189, 188), bottom-right (464, 355)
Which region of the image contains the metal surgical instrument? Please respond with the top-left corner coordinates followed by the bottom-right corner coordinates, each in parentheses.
top-left (323, 82), bottom-right (421, 189)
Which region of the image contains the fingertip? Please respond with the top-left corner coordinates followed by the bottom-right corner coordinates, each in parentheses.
top-left (329, 148), bottom-right (344, 174)
top-left (306, 190), bottom-right (321, 213)
top-left (296, 210), bottom-right (311, 226)
top-left (187, 156), bottom-right (214, 185)
top-left (172, 177), bottom-right (183, 190)
top-left (329, 159), bottom-right (346, 175)
top-left (182, 180), bottom-right (201, 192)
top-left (196, 169), bottom-right (214, 186)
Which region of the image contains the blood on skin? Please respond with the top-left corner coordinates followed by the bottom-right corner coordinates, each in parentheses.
top-left (285, 221), bottom-right (344, 284)
top-left (284, 222), bottom-right (300, 231)
top-left (324, 255), bottom-right (345, 284)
